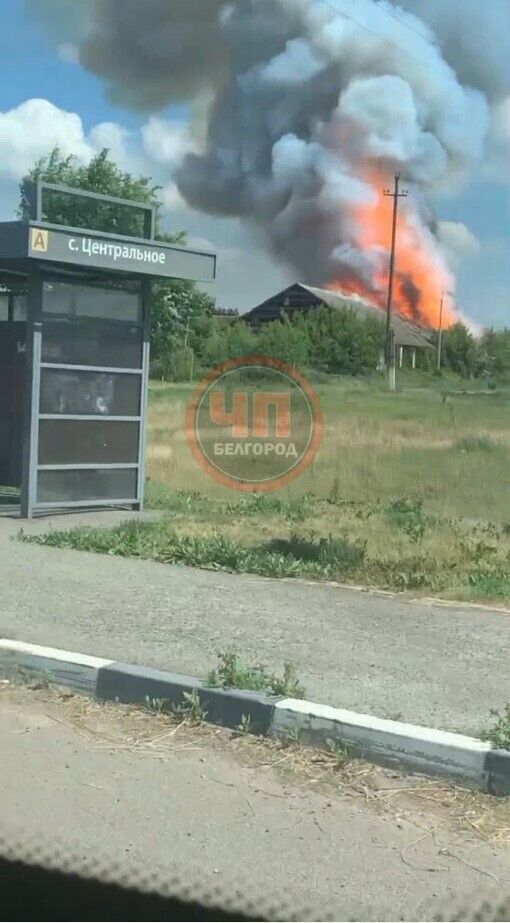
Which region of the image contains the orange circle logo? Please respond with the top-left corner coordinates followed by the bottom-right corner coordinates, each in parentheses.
top-left (186, 355), bottom-right (323, 492)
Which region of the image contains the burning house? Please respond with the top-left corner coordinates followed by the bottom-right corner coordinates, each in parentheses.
top-left (245, 283), bottom-right (433, 368)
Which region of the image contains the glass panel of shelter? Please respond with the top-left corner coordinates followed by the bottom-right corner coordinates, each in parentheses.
top-left (0, 287), bottom-right (28, 494)
top-left (36, 278), bottom-right (144, 505)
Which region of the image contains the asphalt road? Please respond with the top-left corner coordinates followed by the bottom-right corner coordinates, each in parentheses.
top-left (1, 511), bottom-right (509, 735)
top-left (1, 683), bottom-right (509, 921)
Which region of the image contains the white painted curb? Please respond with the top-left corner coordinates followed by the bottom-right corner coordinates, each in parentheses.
top-left (1, 639), bottom-right (508, 795)
top-left (0, 639), bottom-right (113, 669)
top-left (0, 638), bottom-right (113, 696)
top-left (272, 699), bottom-right (509, 793)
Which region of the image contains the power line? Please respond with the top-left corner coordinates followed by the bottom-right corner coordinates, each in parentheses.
top-left (367, 1), bottom-right (434, 44)
top-left (313, 0), bottom-right (437, 73)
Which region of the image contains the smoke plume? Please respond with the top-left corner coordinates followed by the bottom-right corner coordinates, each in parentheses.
top-left (26, 0), bottom-right (510, 325)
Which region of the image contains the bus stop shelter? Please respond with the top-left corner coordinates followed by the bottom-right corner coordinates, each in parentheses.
top-left (0, 182), bottom-right (216, 518)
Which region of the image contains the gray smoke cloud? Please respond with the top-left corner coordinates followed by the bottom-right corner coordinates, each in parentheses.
top-left (399, 0), bottom-right (510, 101)
top-left (25, 0), bottom-right (510, 320)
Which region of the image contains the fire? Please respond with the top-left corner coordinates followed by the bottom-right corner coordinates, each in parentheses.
top-left (328, 168), bottom-right (457, 329)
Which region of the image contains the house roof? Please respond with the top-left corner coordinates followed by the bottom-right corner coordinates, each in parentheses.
top-left (245, 283), bottom-right (434, 349)
top-left (301, 284), bottom-right (434, 348)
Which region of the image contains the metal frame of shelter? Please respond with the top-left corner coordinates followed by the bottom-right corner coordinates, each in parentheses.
top-left (0, 181), bottom-right (216, 518)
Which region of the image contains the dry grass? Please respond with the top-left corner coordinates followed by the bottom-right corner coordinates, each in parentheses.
top-left (146, 377), bottom-right (510, 522)
top-left (140, 376), bottom-right (510, 604)
top-left (7, 681), bottom-right (510, 847)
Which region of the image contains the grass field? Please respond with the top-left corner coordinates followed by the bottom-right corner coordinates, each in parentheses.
top-left (28, 371), bottom-right (510, 605)
top-left (146, 372), bottom-right (510, 521)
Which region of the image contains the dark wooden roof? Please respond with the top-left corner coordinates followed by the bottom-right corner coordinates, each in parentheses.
top-left (244, 283), bottom-right (433, 349)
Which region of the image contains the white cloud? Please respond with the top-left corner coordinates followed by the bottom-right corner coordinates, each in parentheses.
top-left (161, 182), bottom-right (187, 212)
top-left (0, 99), bottom-right (152, 220)
top-left (87, 121), bottom-right (148, 175)
top-left (142, 117), bottom-right (194, 169)
top-left (0, 98), bottom-right (203, 230)
top-left (0, 99), bottom-right (93, 181)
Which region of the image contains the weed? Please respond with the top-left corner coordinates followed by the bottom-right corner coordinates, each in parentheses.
top-left (145, 696), bottom-right (170, 714)
top-left (393, 570), bottom-right (430, 590)
top-left (28, 672), bottom-right (55, 691)
top-left (226, 493), bottom-right (283, 517)
top-left (208, 650), bottom-right (306, 698)
top-left (23, 477), bottom-right (510, 605)
top-left (461, 539), bottom-right (500, 565)
top-left (467, 574), bottom-right (510, 599)
top-left (208, 650), bottom-right (268, 693)
top-left (224, 492), bottom-right (315, 523)
top-left (326, 737), bottom-right (353, 763)
top-left (16, 666), bottom-right (56, 690)
top-left (454, 434), bottom-right (499, 453)
top-left (178, 689), bottom-right (208, 724)
top-left (482, 705), bottom-right (510, 750)
top-left (269, 662), bottom-right (306, 698)
top-left (327, 476), bottom-right (341, 506)
top-left (387, 497), bottom-right (424, 518)
top-left (144, 690), bottom-right (207, 723)
top-left (236, 714), bottom-right (253, 736)
top-left (285, 725), bottom-right (303, 744)
top-left (386, 498), bottom-right (428, 542)
top-left (284, 493), bottom-right (316, 523)
top-left (264, 533), bottom-right (366, 571)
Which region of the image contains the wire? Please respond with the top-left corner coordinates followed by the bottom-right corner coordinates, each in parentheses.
top-left (313, 0), bottom-right (438, 73)
top-left (369, 1), bottom-right (434, 43)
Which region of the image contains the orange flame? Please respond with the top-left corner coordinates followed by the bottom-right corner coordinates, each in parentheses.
top-left (328, 168), bottom-right (456, 329)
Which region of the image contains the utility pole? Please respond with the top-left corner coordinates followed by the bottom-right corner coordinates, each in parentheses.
top-left (437, 292), bottom-right (445, 371)
top-left (437, 290), bottom-right (455, 371)
top-left (437, 290), bottom-right (450, 371)
top-left (384, 173), bottom-right (408, 391)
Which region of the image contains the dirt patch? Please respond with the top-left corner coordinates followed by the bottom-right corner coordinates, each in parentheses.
top-left (3, 679), bottom-right (509, 848)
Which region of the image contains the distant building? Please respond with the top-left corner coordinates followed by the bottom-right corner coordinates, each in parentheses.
top-left (244, 282), bottom-right (433, 368)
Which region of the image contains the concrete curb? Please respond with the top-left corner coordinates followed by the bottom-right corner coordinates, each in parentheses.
top-left (1, 638), bottom-right (509, 796)
top-left (96, 661), bottom-right (276, 734)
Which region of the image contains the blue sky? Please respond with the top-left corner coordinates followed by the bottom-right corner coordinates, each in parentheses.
top-left (2, 0), bottom-right (114, 127)
top-left (0, 0), bottom-right (508, 325)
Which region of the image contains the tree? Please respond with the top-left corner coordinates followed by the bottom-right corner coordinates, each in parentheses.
top-left (151, 280), bottom-right (215, 379)
top-left (200, 320), bottom-right (257, 368)
top-left (19, 146), bottom-right (213, 377)
top-left (300, 306), bottom-right (384, 375)
top-left (257, 318), bottom-right (310, 368)
top-left (441, 323), bottom-right (481, 377)
top-left (19, 147), bottom-right (185, 241)
top-left (480, 328), bottom-right (510, 378)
